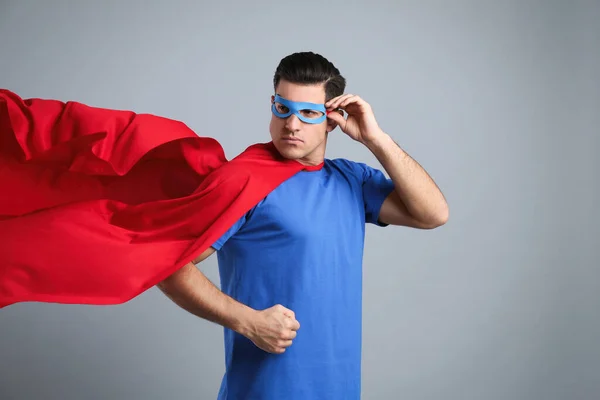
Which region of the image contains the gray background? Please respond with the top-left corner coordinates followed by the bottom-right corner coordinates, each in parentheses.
top-left (1, 1), bottom-right (598, 399)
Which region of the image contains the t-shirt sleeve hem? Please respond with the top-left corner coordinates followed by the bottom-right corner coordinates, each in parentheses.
top-left (370, 184), bottom-right (395, 227)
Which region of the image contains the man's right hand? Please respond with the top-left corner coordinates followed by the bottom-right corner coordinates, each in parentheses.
top-left (243, 304), bottom-right (300, 354)
top-left (158, 257), bottom-right (299, 354)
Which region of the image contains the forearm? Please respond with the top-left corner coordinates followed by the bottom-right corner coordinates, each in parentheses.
top-left (364, 132), bottom-right (448, 225)
top-left (157, 262), bottom-right (254, 336)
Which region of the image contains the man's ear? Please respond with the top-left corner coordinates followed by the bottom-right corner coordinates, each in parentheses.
top-left (326, 119), bottom-right (337, 133)
top-left (270, 95), bottom-right (275, 104)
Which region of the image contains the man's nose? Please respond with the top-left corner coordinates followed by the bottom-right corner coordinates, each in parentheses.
top-left (284, 113), bottom-right (302, 130)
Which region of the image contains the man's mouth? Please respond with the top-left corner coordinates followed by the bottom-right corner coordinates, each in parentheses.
top-left (282, 137), bottom-right (303, 142)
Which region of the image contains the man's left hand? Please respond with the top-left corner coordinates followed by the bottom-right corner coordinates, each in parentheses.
top-left (325, 94), bottom-right (385, 144)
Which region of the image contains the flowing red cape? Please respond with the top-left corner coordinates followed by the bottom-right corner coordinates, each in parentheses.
top-left (0, 89), bottom-right (321, 308)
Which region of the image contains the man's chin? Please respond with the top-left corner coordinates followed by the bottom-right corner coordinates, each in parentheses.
top-left (274, 144), bottom-right (305, 160)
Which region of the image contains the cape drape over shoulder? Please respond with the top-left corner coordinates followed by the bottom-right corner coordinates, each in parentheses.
top-left (0, 89), bottom-right (317, 308)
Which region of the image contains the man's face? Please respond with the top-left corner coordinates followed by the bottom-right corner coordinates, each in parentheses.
top-left (269, 80), bottom-right (337, 166)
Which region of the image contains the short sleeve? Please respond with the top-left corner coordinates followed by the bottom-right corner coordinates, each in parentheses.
top-left (211, 214), bottom-right (247, 251)
top-left (358, 163), bottom-right (395, 226)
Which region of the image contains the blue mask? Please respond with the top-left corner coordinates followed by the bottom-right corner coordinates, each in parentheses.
top-left (271, 94), bottom-right (327, 124)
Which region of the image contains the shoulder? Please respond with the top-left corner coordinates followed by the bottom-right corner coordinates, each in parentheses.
top-left (326, 158), bottom-right (383, 182)
top-left (327, 157), bottom-right (362, 170)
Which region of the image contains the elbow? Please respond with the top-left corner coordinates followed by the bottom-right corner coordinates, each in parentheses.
top-left (157, 262), bottom-right (191, 292)
top-left (423, 204), bottom-right (449, 229)
top-left (437, 204), bottom-right (450, 226)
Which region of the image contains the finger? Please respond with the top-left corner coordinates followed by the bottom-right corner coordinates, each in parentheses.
top-left (339, 95), bottom-right (363, 109)
top-left (326, 110), bottom-right (346, 129)
top-left (278, 339), bottom-right (293, 348)
top-left (326, 109), bottom-right (345, 121)
top-left (274, 304), bottom-right (292, 317)
top-left (283, 317), bottom-right (298, 330)
top-left (284, 316), bottom-right (300, 330)
top-left (325, 93), bottom-right (351, 110)
top-left (281, 307), bottom-right (295, 319)
top-left (327, 94), bottom-right (353, 110)
top-left (325, 94), bottom-right (346, 108)
top-left (281, 329), bottom-right (297, 340)
top-left (289, 319), bottom-right (301, 331)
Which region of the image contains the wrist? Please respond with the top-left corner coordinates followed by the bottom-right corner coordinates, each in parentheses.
top-left (362, 130), bottom-right (392, 150)
top-left (230, 305), bottom-right (257, 337)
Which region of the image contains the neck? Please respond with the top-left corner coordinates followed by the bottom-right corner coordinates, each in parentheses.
top-left (297, 138), bottom-right (327, 166)
top-left (296, 156), bottom-right (325, 167)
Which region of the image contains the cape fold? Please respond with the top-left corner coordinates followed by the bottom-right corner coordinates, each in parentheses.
top-left (0, 89), bottom-right (314, 308)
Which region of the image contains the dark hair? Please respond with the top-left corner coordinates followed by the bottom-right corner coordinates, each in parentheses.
top-left (273, 52), bottom-right (346, 101)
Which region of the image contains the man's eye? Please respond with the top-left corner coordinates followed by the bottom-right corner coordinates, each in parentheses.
top-left (300, 110), bottom-right (321, 118)
top-left (276, 104), bottom-right (289, 113)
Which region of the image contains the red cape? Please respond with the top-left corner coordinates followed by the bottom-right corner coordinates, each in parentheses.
top-left (0, 89), bottom-right (321, 308)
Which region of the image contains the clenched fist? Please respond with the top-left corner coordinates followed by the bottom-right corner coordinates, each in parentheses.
top-left (244, 304), bottom-right (300, 354)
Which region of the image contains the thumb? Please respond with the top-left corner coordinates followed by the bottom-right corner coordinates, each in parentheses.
top-left (326, 110), bottom-right (346, 127)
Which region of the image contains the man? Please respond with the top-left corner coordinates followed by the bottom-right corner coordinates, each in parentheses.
top-left (157, 52), bottom-right (449, 399)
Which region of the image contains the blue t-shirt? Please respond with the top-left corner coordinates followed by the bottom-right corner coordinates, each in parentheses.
top-left (211, 158), bottom-right (395, 400)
